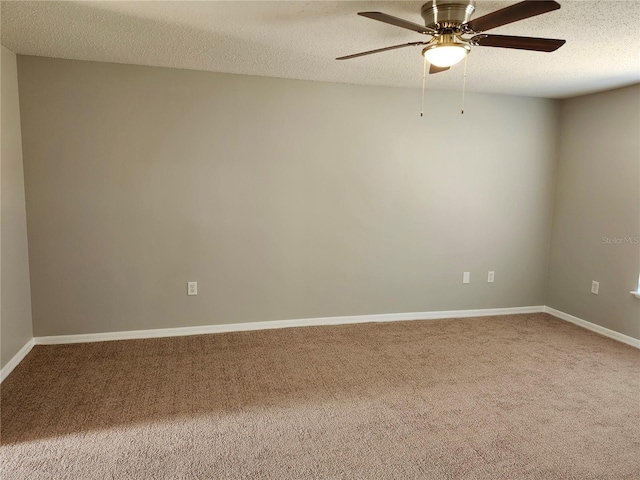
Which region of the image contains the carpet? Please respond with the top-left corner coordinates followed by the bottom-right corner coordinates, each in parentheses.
top-left (1, 313), bottom-right (639, 479)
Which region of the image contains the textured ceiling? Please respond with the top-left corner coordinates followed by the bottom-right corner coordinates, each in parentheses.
top-left (1, 0), bottom-right (639, 98)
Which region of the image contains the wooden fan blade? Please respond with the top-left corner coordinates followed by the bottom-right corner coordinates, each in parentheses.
top-left (429, 64), bottom-right (450, 74)
top-left (471, 34), bottom-right (565, 52)
top-left (336, 42), bottom-right (427, 60)
top-left (465, 0), bottom-right (561, 33)
top-left (358, 12), bottom-right (436, 35)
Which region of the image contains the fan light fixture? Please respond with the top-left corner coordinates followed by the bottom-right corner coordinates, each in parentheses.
top-left (337, 0), bottom-right (566, 65)
top-left (422, 42), bottom-right (470, 68)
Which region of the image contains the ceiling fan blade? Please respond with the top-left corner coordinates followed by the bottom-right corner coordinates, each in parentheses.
top-left (358, 12), bottom-right (436, 35)
top-left (429, 64), bottom-right (450, 74)
top-left (465, 0), bottom-right (561, 33)
top-left (471, 34), bottom-right (565, 52)
top-left (336, 41), bottom-right (427, 60)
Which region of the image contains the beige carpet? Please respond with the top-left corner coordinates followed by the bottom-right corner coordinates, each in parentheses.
top-left (1, 313), bottom-right (639, 479)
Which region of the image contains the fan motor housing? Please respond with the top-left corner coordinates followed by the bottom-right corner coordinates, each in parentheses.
top-left (421, 0), bottom-right (476, 30)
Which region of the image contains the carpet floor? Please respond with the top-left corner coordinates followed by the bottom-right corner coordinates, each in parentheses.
top-left (1, 313), bottom-right (639, 479)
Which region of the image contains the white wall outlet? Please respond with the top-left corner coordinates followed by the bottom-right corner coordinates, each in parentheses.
top-left (187, 281), bottom-right (198, 296)
top-left (488, 271), bottom-right (495, 283)
top-left (591, 281), bottom-right (599, 295)
top-left (463, 272), bottom-right (470, 284)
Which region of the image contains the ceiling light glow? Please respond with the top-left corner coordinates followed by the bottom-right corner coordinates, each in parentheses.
top-left (423, 43), bottom-right (470, 68)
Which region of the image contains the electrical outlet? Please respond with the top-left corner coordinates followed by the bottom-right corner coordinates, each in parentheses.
top-left (187, 281), bottom-right (198, 296)
top-left (591, 281), bottom-right (599, 295)
top-left (463, 272), bottom-right (470, 284)
top-left (488, 271), bottom-right (495, 283)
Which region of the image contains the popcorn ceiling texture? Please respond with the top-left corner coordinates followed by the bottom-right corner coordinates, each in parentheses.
top-left (1, 1), bottom-right (639, 98)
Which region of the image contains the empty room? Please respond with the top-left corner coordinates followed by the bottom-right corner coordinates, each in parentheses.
top-left (1, 1), bottom-right (639, 478)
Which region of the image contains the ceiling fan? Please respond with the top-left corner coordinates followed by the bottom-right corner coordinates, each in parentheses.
top-left (337, 0), bottom-right (565, 74)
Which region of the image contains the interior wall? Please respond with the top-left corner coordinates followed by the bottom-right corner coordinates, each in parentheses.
top-left (1, 45), bottom-right (33, 368)
top-left (547, 84), bottom-right (640, 339)
top-left (17, 56), bottom-right (559, 337)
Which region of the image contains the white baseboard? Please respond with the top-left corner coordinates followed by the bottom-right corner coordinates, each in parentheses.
top-left (34, 305), bottom-right (544, 345)
top-left (544, 306), bottom-right (640, 349)
top-left (2, 306), bottom-right (635, 382)
top-left (0, 338), bottom-right (35, 383)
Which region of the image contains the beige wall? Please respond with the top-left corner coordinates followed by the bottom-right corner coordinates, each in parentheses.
top-left (547, 84), bottom-right (640, 339)
top-left (17, 56), bottom-right (558, 337)
top-left (1, 45), bottom-right (33, 368)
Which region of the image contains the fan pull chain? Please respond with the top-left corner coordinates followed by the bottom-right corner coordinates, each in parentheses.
top-left (461, 54), bottom-right (468, 115)
top-left (421, 55), bottom-right (427, 117)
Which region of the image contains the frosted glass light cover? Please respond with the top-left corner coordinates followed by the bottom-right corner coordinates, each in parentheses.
top-left (424, 45), bottom-right (468, 67)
